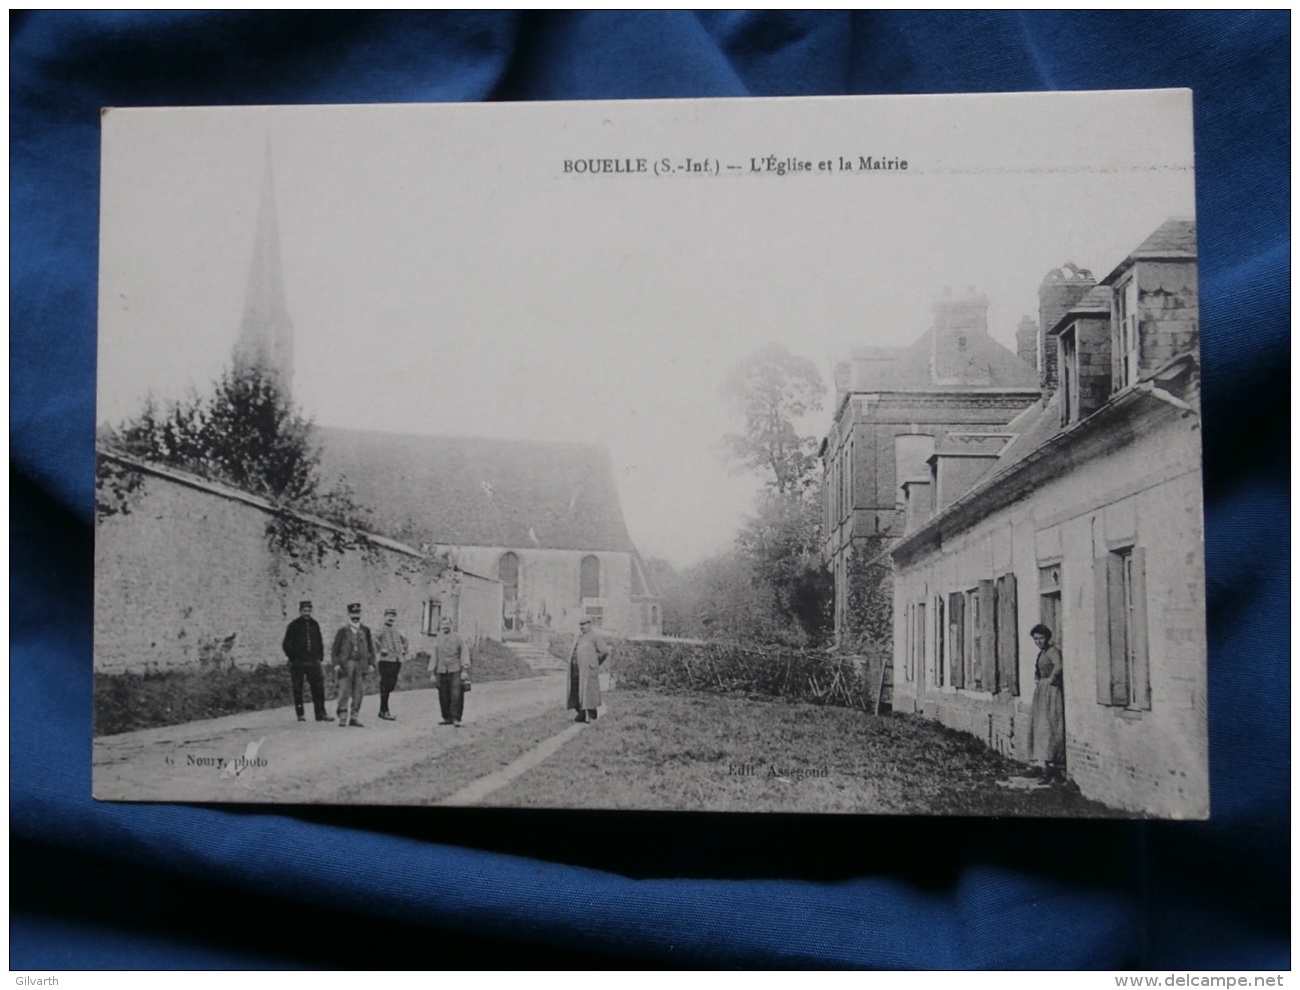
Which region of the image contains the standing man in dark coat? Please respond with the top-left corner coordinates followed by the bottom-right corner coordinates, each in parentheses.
top-left (428, 617), bottom-right (470, 727)
top-left (567, 617), bottom-right (610, 723)
top-left (374, 607), bottom-right (409, 721)
top-left (281, 600), bottom-right (332, 723)
top-left (331, 602), bottom-right (375, 728)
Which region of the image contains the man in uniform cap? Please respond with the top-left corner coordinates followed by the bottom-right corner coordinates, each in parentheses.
top-left (281, 600), bottom-right (332, 722)
top-left (331, 603), bottom-right (375, 727)
top-left (374, 607), bottom-right (409, 721)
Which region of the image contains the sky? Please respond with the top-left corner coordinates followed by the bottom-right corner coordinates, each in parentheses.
top-left (98, 92), bottom-right (1196, 566)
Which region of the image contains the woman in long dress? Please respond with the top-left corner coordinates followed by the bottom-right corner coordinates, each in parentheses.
top-left (1027, 623), bottom-right (1066, 777)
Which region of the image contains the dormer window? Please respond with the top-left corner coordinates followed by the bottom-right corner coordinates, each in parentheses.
top-left (1060, 326), bottom-right (1079, 425)
top-left (1114, 276), bottom-right (1139, 388)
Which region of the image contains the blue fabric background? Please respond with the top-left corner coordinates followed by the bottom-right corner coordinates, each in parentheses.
top-left (10, 11), bottom-right (1289, 970)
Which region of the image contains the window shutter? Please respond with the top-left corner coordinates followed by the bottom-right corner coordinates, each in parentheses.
top-left (977, 579), bottom-right (996, 691)
top-left (996, 573), bottom-right (1019, 695)
top-left (903, 604), bottom-right (913, 682)
top-left (1106, 552), bottom-right (1130, 706)
top-left (934, 595), bottom-right (945, 687)
top-left (948, 591), bottom-right (964, 689)
top-left (915, 603), bottom-right (927, 688)
top-left (1094, 558), bottom-right (1114, 704)
top-left (1130, 547), bottom-right (1151, 710)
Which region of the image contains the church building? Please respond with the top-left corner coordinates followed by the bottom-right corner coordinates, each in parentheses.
top-left (315, 427), bottom-right (662, 639)
top-left (237, 158), bottom-right (661, 641)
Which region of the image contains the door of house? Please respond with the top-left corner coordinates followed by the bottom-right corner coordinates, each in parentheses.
top-left (1039, 592), bottom-right (1061, 645)
top-left (1039, 590), bottom-right (1065, 772)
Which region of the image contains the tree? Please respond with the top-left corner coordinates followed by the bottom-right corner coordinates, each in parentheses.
top-left (680, 551), bottom-right (781, 643)
top-left (720, 345), bottom-right (833, 645)
top-left (721, 344), bottom-right (825, 496)
top-left (98, 361), bottom-right (370, 569)
top-left (844, 536), bottom-right (894, 657)
top-left (109, 363), bottom-right (318, 503)
top-left (736, 492), bottom-right (833, 644)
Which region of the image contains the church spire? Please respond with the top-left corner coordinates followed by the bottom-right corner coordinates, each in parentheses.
top-left (232, 148), bottom-right (294, 394)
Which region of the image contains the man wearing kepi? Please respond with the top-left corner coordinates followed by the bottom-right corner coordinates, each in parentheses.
top-left (429, 616), bottom-right (470, 727)
top-left (281, 600), bottom-right (333, 723)
top-left (331, 602), bottom-right (375, 728)
top-left (374, 607), bottom-right (408, 721)
top-left (568, 617), bottom-right (610, 723)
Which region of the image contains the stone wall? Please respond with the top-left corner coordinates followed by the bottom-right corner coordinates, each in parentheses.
top-left (95, 457), bottom-right (502, 673)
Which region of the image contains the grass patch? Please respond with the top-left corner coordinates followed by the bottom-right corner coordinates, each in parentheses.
top-left (94, 638), bottom-right (537, 736)
top-left (94, 665), bottom-right (287, 736)
top-left (482, 689), bottom-right (1128, 816)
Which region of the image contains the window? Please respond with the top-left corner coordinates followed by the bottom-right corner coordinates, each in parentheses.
top-left (421, 599), bottom-right (442, 636)
top-left (946, 574), bottom-right (1018, 694)
top-left (947, 591), bottom-right (965, 689)
top-left (1114, 277), bottom-right (1140, 388)
top-left (580, 554), bottom-right (601, 599)
top-left (498, 552), bottom-right (520, 631)
top-left (1060, 327), bottom-right (1079, 425)
top-left (911, 602), bottom-right (927, 685)
top-left (838, 443), bottom-right (852, 524)
top-left (1095, 547), bottom-right (1150, 710)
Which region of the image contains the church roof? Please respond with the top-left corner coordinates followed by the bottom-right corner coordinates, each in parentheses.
top-left (313, 427), bottom-right (637, 554)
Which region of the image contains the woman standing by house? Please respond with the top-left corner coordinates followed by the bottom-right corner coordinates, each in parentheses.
top-left (1028, 624), bottom-right (1066, 779)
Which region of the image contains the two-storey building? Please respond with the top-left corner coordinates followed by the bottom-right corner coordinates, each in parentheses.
top-left (889, 220), bottom-right (1206, 817)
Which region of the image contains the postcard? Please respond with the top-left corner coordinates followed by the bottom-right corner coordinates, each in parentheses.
top-left (94, 90), bottom-right (1206, 817)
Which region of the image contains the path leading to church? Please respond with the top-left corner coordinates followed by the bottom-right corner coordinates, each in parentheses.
top-left (93, 671), bottom-right (569, 804)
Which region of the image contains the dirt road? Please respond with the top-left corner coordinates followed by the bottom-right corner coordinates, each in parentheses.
top-left (92, 671), bottom-right (568, 804)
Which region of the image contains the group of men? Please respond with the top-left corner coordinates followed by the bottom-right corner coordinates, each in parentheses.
top-left (280, 601), bottom-right (470, 728)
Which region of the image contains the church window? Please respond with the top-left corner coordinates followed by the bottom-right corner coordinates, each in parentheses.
top-left (499, 552), bottom-right (520, 598)
top-left (499, 552), bottom-right (521, 631)
top-left (580, 554), bottom-right (601, 599)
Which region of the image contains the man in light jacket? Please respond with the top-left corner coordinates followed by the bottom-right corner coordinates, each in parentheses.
top-left (429, 617), bottom-right (470, 727)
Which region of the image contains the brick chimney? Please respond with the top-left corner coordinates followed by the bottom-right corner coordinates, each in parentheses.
top-left (1037, 264), bottom-right (1095, 394)
top-left (931, 287), bottom-right (991, 385)
top-left (1016, 315), bottom-right (1038, 370)
top-left (833, 360), bottom-right (852, 407)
